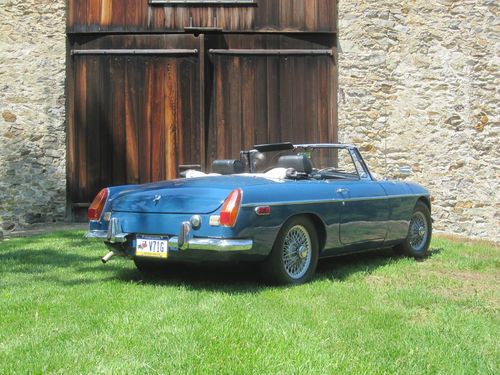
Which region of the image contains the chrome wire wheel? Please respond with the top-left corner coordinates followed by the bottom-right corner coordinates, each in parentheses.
top-left (282, 225), bottom-right (312, 280)
top-left (409, 211), bottom-right (429, 252)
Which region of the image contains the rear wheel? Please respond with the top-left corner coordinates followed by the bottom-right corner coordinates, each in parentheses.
top-left (262, 216), bottom-right (319, 285)
top-left (395, 201), bottom-right (432, 258)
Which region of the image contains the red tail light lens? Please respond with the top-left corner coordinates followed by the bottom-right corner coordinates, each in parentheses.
top-left (219, 189), bottom-right (242, 227)
top-left (88, 188), bottom-right (109, 221)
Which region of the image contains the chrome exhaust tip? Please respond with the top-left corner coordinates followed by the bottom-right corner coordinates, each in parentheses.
top-left (101, 251), bottom-right (115, 264)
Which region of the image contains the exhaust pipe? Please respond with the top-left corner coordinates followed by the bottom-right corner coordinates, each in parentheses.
top-left (101, 251), bottom-right (115, 264)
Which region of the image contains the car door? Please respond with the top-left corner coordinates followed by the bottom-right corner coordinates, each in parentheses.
top-left (337, 180), bottom-right (390, 246)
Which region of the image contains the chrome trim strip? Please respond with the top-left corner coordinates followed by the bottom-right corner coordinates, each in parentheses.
top-left (169, 237), bottom-right (253, 252)
top-left (85, 217), bottom-right (128, 243)
top-left (241, 194), bottom-right (423, 208)
top-left (85, 230), bottom-right (108, 240)
top-left (85, 231), bottom-right (253, 252)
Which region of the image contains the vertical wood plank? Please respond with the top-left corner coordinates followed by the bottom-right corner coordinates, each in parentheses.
top-left (253, 56), bottom-right (268, 145)
top-left (198, 35), bottom-right (206, 170)
top-left (305, 0), bottom-right (317, 31)
top-left (142, 59), bottom-right (153, 182)
top-left (85, 55), bottom-right (100, 199)
top-left (100, 0), bottom-right (112, 26)
top-left (279, 56), bottom-right (292, 143)
top-left (99, 55), bottom-right (113, 190)
top-left (266, 56), bottom-right (280, 142)
top-left (229, 57), bottom-right (241, 159)
top-left (241, 56), bottom-right (255, 149)
top-left (129, 56), bottom-right (145, 183)
top-left (212, 56), bottom-right (224, 162)
top-left (124, 57), bottom-right (139, 183)
top-left (110, 56), bottom-right (126, 185)
top-left (88, 0), bottom-right (101, 25)
top-left (75, 58), bottom-right (87, 202)
top-left (151, 58), bottom-right (165, 181)
top-left (318, 56), bottom-right (329, 142)
top-left (67, 0), bottom-right (75, 30)
top-left (329, 51), bottom-right (338, 142)
top-left (124, 0), bottom-right (139, 32)
top-left (164, 58), bottom-right (178, 179)
top-left (75, 0), bottom-right (88, 30)
top-left (292, 0), bottom-right (304, 30)
top-left (111, 0), bottom-right (125, 27)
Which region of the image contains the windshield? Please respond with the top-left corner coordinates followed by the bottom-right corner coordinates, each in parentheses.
top-left (247, 145), bottom-right (370, 180)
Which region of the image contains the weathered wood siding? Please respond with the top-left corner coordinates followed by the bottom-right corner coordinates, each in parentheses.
top-left (67, 35), bottom-right (201, 205)
top-left (205, 34), bottom-right (336, 162)
top-left (67, 34), bottom-right (336, 206)
top-left (66, 2), bottom-right (338, 213)
top-left (67, 0), bottom-right (337, 33)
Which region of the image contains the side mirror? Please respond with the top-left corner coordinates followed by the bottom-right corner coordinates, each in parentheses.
top-left (398, 166), bottom-right (412, 177)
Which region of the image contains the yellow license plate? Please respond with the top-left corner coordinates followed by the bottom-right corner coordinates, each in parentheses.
top-left (136, 237), bottom-right (168, 259)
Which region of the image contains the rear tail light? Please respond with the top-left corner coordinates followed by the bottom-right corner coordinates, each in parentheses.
top-left (219, 188), bottom-right (242, 227)
top-left (88, 188), bottom-right (109, 221)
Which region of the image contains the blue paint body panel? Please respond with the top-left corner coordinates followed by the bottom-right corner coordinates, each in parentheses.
top-left (90, 173), bottom-right (430, 262)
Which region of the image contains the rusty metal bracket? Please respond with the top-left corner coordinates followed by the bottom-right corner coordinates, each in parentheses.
top-left (71, 49), bottom-right (199, 56)
top-left (208, 49), bottom-right (333, 56)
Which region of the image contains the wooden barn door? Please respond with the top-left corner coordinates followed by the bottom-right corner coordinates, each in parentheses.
top-left (67, 34), bottom-right (336, 217)
top-left (205, 37), bottom-right (337, 163)
top-left (68, 47), bottom-right (200, 215)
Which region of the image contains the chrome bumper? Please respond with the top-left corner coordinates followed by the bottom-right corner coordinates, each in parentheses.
top-left (85, 218), bottom-right (253, 252)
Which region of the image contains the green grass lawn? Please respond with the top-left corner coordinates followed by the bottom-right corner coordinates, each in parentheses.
top-left (0, 232), bottom-right (498, 374)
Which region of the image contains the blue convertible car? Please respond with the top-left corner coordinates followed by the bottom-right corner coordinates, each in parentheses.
top-left (86, 143), bottom-right (432, 284)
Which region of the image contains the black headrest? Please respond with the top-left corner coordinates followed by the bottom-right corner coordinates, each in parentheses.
top-left (277, 155), bottom-right (313, 174)
top-left (212, 160), bottom-right (244, 175)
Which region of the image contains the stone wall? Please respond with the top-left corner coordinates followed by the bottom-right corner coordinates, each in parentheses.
top-left (338, 0), bottom-right (499, 241)
top-left (0, 0), bottom-right (498, 241)
top-left (0, 0), bottom-right (66, 231)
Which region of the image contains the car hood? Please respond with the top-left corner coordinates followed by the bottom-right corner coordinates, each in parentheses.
top-left (109, 175), bottom-right (281, 214)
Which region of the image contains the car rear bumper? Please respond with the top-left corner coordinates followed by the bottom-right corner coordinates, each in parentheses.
top-left (85, 218), bottom-right (253, 252)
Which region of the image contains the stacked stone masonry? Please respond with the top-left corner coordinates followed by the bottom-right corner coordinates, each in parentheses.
top-left (0, 0), bottom-right (498, 241)
top-left (0, 0), bottom-right (66, 231)
top-left (338, 0), bottom-right (499, 242)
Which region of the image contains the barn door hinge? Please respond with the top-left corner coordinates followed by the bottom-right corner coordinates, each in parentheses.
top-left (71, 49), bottom-right (199, 56)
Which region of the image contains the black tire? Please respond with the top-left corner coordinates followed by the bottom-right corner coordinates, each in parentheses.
top-left (395, 201), bottom-right (432, 258)
top-left (133, 257), bottom-right (168, 273)
top-left (262, 216), bottom-right (319, 285)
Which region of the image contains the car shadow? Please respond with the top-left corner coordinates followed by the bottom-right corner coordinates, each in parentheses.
top-left (112, 246), bottom-right (443, 292)
top-left (112, 262), bottom-right (267, 293)
top-left (1, 231), bottom-right (442, 293)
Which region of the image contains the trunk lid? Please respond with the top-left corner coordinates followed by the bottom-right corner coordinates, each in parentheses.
top-left (109, 175), bottom-right (275, 214)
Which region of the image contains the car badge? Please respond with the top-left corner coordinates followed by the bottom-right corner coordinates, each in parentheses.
top-left (153, 195), bottom-right (161, 205)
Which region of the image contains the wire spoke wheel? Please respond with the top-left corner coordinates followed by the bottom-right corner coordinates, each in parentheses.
top-left (408, 211), bottom-right (429, 252)
top-left (282, 225), bottom-right (312, 280)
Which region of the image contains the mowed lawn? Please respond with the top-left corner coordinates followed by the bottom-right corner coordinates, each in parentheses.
top-left (0, 232), bottom-right (498, 374)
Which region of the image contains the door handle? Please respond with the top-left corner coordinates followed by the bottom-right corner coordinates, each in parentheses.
top-left (336, 188), bottom-right (349, 194)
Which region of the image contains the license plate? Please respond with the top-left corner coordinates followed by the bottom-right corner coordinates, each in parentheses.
top-left (136, 236), bottom-right (168, 259)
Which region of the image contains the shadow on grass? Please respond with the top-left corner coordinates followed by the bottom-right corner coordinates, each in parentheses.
top-left (0, 230), bottom-right (442, 293)
top-left (111, 246), bottom-right (442, 292)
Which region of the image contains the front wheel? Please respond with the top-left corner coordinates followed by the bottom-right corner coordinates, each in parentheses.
top-left (262, 216), bottom-right (319, 285)
top-left (395, 201), bottom-right (432, 258)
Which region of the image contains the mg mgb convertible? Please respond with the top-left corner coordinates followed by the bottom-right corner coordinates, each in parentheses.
top-left (86, 143), bottom-right (432, 284)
